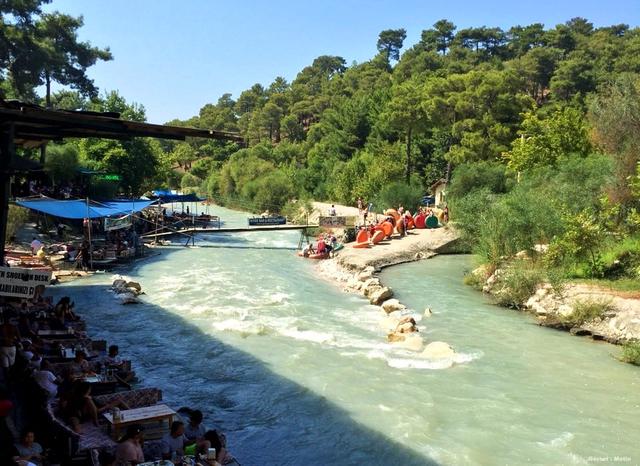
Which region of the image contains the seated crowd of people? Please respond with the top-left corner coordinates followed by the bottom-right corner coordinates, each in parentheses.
top-left (1, 291), bottom-right (232, 465)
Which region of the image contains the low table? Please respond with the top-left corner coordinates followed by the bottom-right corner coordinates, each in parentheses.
top-left (103, 404), bottom-right (176, 440)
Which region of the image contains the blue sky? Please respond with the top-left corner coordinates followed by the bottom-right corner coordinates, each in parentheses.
top-left (44, 0), bottom-right (640, 124)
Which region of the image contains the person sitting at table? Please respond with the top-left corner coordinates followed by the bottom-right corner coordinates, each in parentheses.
top-left (203, 430), bottom-right (230, 464)
top-left (17, 316), bottom-right (38, 341)
top-left (181, 409), bottom-right (212, 455)
top-left (54, 297), bottom-right (79, 323)
top-left (62, 381), bottom-right (129, 432)
top-left (115, 424), bottom-right (145, 466)
top-left (33, 360), bottom-right (60, 399)
top-left (161, 420), bottom-right (188, 460)
top-left (14, 429), bottom-right (45, 466)
top-left (103, 345), bottom-right (135, 383)
top-left (69, 351), bottom-right (94, 378)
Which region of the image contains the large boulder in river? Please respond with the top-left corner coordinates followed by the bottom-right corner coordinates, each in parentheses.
top-left (112, 279), bottom-right (127, 292)
top-left (126, 281), bottom-right (142, 293)
top-left (395, 333), bottom-right (424, 351)
top-left (421, 341), bottom-right (455, 359)
top-left (388, 332), bottom-right (423, 351)
top-left (381, 299), bottom-right (406, 313)
top-left (424, 308), bottom-right (433, 318)
top-left (357, 269), bottom-right (374, 281)
top-left (363, 285), bottom-right (380, 298)
top-left (369, 287), bottom-right (393, 305)
top-left (361, 278), bottom-right (381, 292)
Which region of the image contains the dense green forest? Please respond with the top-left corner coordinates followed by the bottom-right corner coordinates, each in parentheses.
top-left (3, 2), bottom-right (640, 292)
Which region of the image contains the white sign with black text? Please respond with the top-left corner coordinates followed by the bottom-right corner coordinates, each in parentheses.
top-left (0, 266), bottom-right (52, 298)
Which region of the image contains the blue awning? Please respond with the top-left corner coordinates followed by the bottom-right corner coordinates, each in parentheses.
top-left (150, 193), bottom-right (203, 203)
top-left (15, 198), bottom-right (156, 219)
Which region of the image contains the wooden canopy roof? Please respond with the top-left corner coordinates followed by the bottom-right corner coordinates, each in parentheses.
top-left (0, 99), bottom-right (244, 149)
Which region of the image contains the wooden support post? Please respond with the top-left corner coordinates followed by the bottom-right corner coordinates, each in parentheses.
top-left (0, 123), bottom-right (15, 265)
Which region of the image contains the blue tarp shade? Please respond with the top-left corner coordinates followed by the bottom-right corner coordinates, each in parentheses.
top-left (150, 192), bottom-right (203, 203)
top-left (15, 198), bottom-right (156, 219)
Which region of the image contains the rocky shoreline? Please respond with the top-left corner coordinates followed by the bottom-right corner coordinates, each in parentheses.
top-left (315, 226), bottom-right (464, 364)
top-left (473, 265), bottom-right (640, 345)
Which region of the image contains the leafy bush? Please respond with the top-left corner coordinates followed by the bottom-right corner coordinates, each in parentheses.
top-left (373, 181), bottom-right (423, 212)
top-left (559, 298), bottom-right (613, 326)
top-left (281, 198), bottom-right (315, 224)
top-left (493, 262), bottom-right (545, 308)
top-left (251, 169), bottom-right (295, 213)
top-left (620, 340), bottom-right (640, 366)
top-left (473, 187), bottom-right (562, 264)
top-left (45, 143), bottom-right (79, 184)
top-left (463, 269), bottom-right (487, 291)
top-left (7, 205), bottom-right (29, 241)
top-left (545, 212), bottom-right (604, 278)
top-left (600, 235), bottom-right (640, 279)
top-left (181, 173), bottom-right (202, 193)
top-left (545, 267), bottom-right (567, 298)
top-left (447, 161), bottom-right (511, 200)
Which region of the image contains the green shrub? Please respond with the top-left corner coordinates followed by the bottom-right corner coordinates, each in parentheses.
top-left (600, 235), bottom-right (640, 279)
top-left (7, 205), bottom-right (29, 241)
top-left (545, 267), bottom-right (567, 298)
top-left (181, 173), bottom-right (202, 192)
top-left (447, 161), bottom-right (512, 200)
top-left (545, 211), bottom-right (604, 278)
top-left (463, 270), bottom-right (486, 291)
top-left (45, 144), bottom-right (79, 184)
top-left (620, 340), bottom-right (640, 366)
top-left (560, 298), bottom-right (613, 326)
top-left (281, 198), bottom-right (315, 224)
top-left (373, 181), bottom-right (424, 212)
top-left (493, 262), bottom-right (545, 308)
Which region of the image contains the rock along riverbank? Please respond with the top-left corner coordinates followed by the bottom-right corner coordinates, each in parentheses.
top-left (315, 226), bottom-right (465, 363)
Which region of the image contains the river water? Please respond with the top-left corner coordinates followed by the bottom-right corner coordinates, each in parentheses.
top-left (54, 204), bottom-right (640, 465)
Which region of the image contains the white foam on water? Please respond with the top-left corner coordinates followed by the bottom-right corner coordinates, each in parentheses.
top-left (266, 292), bottom-right (291, 305)
top-left (537, 431), bottom-right (575, 448)
top-left (365, 347), bottom-right (481, 371)
top-left (210, 319), bottom-right (270, 336)
top-left (378, 404), bottom-right (392, 412)
top-left (279, 328), bottom-right (336, 344)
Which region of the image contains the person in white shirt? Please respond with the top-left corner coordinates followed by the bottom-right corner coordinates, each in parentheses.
top-left (30, 238), bottom-right (43, 255)
top-left (161, 421), bottom-right (188, 460)
top-left (33, 360), bottom-right (59, 399)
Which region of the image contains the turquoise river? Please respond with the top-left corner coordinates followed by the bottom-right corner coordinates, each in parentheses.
top-left (54, 204), bottom-right (640, 465)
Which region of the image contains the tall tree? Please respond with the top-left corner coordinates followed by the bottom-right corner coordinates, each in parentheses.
top-left (384, 79), bottom-right (429, 184)
top-left (34, 12), bottom-right (112, 107)
top-left (377, 28), bottom-right (407, 65)
top-left (589, 75), bottom-right (640, 210)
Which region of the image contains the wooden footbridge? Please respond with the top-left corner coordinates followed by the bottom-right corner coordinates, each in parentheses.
top-left (140, 223), bottom-right (319, 246)
top-left (141, 224), bottom-right (316, 239)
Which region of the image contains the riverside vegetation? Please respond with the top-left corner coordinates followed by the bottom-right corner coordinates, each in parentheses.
top-left (3, 5), bottom-right (640, 358)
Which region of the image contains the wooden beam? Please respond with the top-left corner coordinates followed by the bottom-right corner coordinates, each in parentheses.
top-left (0, 123), bottom-right (15, 264)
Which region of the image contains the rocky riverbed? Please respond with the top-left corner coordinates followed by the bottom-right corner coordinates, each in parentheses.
top-left (315, 226), bottom-right (464, 365)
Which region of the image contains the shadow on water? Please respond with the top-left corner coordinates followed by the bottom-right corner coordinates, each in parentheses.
top-left (54, 279), bottom-right (439, 466)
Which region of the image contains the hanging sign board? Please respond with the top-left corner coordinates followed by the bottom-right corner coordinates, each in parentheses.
top-left (0, 266), bottom-right (52, 298)
top-left (104, 215), bottom-right (132, 231)
top-left (248, 216), bottom-right (286, 226)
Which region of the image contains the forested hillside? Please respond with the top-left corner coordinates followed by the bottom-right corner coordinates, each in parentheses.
top-left (153, 18), bottom-right (640, 215)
